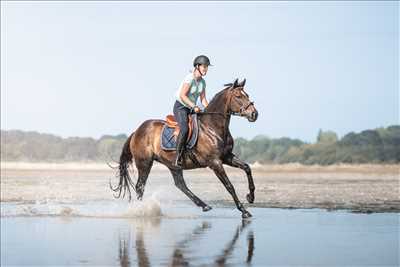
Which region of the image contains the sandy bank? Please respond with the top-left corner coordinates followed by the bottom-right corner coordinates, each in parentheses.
top-left (1, 161), bottom-right (398, 173)
top-left (1, 162), bottom-right (399, 213)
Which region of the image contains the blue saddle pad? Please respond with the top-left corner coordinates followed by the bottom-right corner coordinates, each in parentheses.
top-left (161, 114), bottom-right (199, 151)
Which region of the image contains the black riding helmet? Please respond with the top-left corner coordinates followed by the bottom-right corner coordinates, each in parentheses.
top-left (193, 55), bottom-right (212, 67)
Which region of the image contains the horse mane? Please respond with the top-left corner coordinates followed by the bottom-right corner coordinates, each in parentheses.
top-left (206, 84), bottom-right (233, 112)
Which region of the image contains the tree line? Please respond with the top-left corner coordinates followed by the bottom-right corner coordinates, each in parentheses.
top-left (1, 125), bottom-right (399, 164)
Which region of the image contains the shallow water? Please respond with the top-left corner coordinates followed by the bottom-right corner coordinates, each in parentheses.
top-left (1, 199), bottom-right (399, 266)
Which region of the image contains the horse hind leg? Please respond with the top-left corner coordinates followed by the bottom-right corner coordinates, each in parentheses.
top-left (135, 158), bottom-right (153, 201)
top-left (169, 168), bottom-right (212, 212)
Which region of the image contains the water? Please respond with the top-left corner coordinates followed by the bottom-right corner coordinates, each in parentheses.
top-left (1, 200), bottom-right (399, 266)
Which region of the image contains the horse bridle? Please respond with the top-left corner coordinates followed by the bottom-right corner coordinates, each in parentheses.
top-left (228, 91), bottom-right (255, 117)
top-left (199, 87), bottom-right (255, 118)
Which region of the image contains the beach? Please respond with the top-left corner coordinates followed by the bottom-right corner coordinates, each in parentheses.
top-left (1, 162), bottom-right (399, 266)
top-left (1, 162), bottom-right (399, 213)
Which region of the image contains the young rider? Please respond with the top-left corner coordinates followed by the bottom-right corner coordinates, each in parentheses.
top-left (173, 55), bottom-right (212, 168)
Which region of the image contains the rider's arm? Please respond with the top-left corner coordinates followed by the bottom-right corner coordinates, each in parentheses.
top-left (200, 89), bottom-right (208, 108)
top-left (180, 83), bottom-right (196, 108)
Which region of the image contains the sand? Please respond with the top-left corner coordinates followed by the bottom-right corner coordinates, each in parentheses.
top-left (1, 161), bottom-right (399, 213)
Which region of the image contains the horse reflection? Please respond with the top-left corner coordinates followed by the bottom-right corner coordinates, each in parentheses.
top-left (170, 220), bottom-right (254, 266)
top-left (118, 219), bottom-right (255, 267)
top-left (119, 237), bottom-right (130, 267)
top-left (135, 230), bottom-right (151, 267)
top-left (118, 218), bottom-right (160, 267)
top-left (170, 221), bottom-right (212, 267)
top-left (214, 219), bottom-right (253, 266)
top-left (246, 231), bottom-right (255, 264)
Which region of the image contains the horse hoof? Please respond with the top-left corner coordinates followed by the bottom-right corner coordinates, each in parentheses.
top-left (202, 205), bottom-right (212, 212)
top-left (246, 193), bottom-right (255, 204)
top-left (242, 211), bottom-right (252, 219)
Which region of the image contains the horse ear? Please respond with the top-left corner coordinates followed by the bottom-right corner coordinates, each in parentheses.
top-left (238, 78), bottom-right (246, 87)
top-left (233, 78), bottom-right (239, 88)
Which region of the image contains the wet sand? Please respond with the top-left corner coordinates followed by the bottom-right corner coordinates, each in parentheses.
top-left (1, 162), bottom-right (399, 213)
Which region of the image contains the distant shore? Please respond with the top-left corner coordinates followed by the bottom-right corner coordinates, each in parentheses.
top-left (1, 161), bottom-right (399, 213)
top-left (1, 161), bottom-right (399, 173)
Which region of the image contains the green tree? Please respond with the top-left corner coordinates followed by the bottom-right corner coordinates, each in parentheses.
top-left (317, 129), bottom-right (338, 144)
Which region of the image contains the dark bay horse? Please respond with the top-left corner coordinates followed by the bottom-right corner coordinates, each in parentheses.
top-left (111, 78), bottom-right (258, 218)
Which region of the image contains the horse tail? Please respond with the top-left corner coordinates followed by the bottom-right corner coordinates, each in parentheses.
top-left (110, 132), bottom-right (136, 201)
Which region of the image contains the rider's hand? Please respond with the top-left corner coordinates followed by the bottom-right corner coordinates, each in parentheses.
top-left (193, 106), bottom-right (201, 113)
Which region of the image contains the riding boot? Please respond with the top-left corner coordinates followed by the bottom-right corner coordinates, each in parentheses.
top-left (173, 134), bottom-right (186, 168)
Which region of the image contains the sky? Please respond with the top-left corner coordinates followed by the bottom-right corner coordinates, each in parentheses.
top-left (1, 1), bottom-right (398, 143)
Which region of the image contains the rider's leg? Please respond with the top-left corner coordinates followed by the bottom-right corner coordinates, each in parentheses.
top-left (173, 101), bottom-right (190, 167)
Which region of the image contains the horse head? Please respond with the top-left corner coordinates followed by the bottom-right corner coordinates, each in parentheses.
top-left (225, 78), bottom-right (258, 122)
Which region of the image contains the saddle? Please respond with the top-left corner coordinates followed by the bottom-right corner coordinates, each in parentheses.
top-left (165, 115), bottom-right (194, 141)
top-left (161, 114), bottom-right (199, 151)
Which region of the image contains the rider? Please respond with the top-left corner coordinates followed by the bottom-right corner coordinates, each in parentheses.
top-left (173, 55), bottom-right (212, 168)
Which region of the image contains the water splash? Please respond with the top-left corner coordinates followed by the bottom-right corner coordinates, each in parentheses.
top-left (125, 195), bottom-right (162, 217)
top-left (1, 194), bottom-right (163, 218)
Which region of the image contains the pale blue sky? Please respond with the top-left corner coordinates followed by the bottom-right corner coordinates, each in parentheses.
top-left (1, 1), bottom-right (398, 142)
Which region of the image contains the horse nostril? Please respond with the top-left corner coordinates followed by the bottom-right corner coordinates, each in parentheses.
top-left (252, 111), bottom-right (258, 120)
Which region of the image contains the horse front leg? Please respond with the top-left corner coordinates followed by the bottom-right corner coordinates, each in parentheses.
top-left (210, 160), bottom-right (252, 218)
top-left (223, 153), bottom-right (255, 204)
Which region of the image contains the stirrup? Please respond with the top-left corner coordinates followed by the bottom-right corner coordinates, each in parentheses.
top-left (173, 151), bottom-right (184, 168)
top-left (173, 157), bottom-right (182, 168)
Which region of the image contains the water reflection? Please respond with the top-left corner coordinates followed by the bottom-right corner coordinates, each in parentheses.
top-left (117, 219), bottom-right (255, 267)
top-left (118, 218), bottom-right (160, 267)
top-left (246, 231), bottom-right (255, 264)
top-left (215, 219), bottom-right (253, 266)
top-left (135, 229), bottom-right (151, 267)
top-left (170, 221), bottom-right (211, 267)
top-left (119, 237), bottom-right (130, 267)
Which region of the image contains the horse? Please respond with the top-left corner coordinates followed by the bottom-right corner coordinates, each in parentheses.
top-left (110, 78), bottom-right (258, 218)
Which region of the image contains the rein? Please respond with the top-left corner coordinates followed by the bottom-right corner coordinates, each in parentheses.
top-left (198, 110), bottom-right (251, 117)
top-left (197, 111), bottom-right (226, 116)
top-left (197, 89), bottom-right (255, 118)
